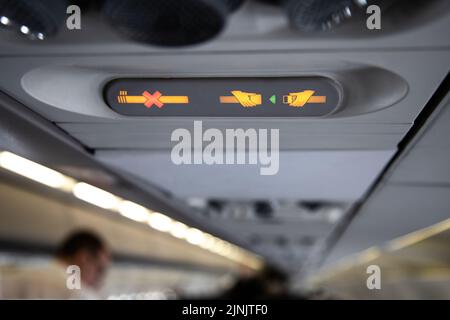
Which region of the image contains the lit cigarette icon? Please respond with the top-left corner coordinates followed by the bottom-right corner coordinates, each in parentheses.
top-left (283, 90), bottom-right (326, 107)
top-left (117, 91), bottom-right (189, 108)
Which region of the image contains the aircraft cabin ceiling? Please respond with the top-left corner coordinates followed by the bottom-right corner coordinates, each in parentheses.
top-left (0, 0), bottom-right (449, 276)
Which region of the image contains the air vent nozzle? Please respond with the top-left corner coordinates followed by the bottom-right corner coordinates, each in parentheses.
top-left (102, 0), bottom-right (245, 47)
top-left (284, 0), bottom-right (367, 31)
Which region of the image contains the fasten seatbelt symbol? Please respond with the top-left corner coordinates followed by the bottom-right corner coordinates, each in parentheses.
top-left (283, 90), bottom-right (326, 107)
top-left (219, 90), bottom-right (262, 107)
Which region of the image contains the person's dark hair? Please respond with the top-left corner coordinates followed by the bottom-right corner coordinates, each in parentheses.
top-left (56, 230), bottom-right (106, 258)
top-left (259, 265), bottom-right (288, 283)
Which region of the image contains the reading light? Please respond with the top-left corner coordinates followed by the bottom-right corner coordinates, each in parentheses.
top-left (0, 15), bottom-right (10, 26)
top-left (19, 25), bottom-right (29, 34)
top-left (0, 151), bottom-right (74, 190)
top-left (73, 182), bottom-right (120, 210)
top-left (0, 0), bottom-right (68, 40)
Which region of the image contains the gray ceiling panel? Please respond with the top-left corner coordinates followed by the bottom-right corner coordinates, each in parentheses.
top-left (387, 94), bottom-right (450, 185)
top-left (59, 122), bottom-right (408, 150)
top-left (413, 95), bottom-right (450, 148)
top-left (388, 147), bottom-right (450, 185)
top-left (323, 184), bottom-right (450, 266)
top-left (96, 150), bottom-right (394, 201)
top-left (322, 90), bottom-right (450, 270)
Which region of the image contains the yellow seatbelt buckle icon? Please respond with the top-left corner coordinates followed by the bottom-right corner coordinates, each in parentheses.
top-left (283, 90), bottom-right (326, 107)
top-left (219, 90), bottom-right (262, 107)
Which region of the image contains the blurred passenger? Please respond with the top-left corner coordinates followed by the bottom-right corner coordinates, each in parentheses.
top-left (0, 230), bottom-right (110, 299)
top-left (218, 266), bottom-right (304, 299)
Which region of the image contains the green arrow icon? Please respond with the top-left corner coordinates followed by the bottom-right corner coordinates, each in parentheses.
top-left (269, 95), bottom-right (276, 104)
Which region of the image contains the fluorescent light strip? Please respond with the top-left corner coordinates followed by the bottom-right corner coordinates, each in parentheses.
top-left (312, 218), bottom-right (450, 282)
top-left (0, 151), bottom-right (75, 190)
top-left (73, 182), bottom-right (120, 210)
top-left (170, 222), bottom-right (189, 239)
top-left (0, 151), bottom-right (263, 269)
top-left (386, 218), bottom-right (450, 251)
top-left (118, 200), bottom-right (151, 222)
top-left (186, 228), bottom-right (205, 245)
top-left (148, 212), bottom-right (173, 232)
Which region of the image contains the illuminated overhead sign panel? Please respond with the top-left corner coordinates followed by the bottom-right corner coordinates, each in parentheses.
top-left (104, 77), bottom-right (341, 117)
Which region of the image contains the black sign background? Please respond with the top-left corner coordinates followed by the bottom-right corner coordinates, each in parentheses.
top-left (104, 77), bottom-right (342, 117)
